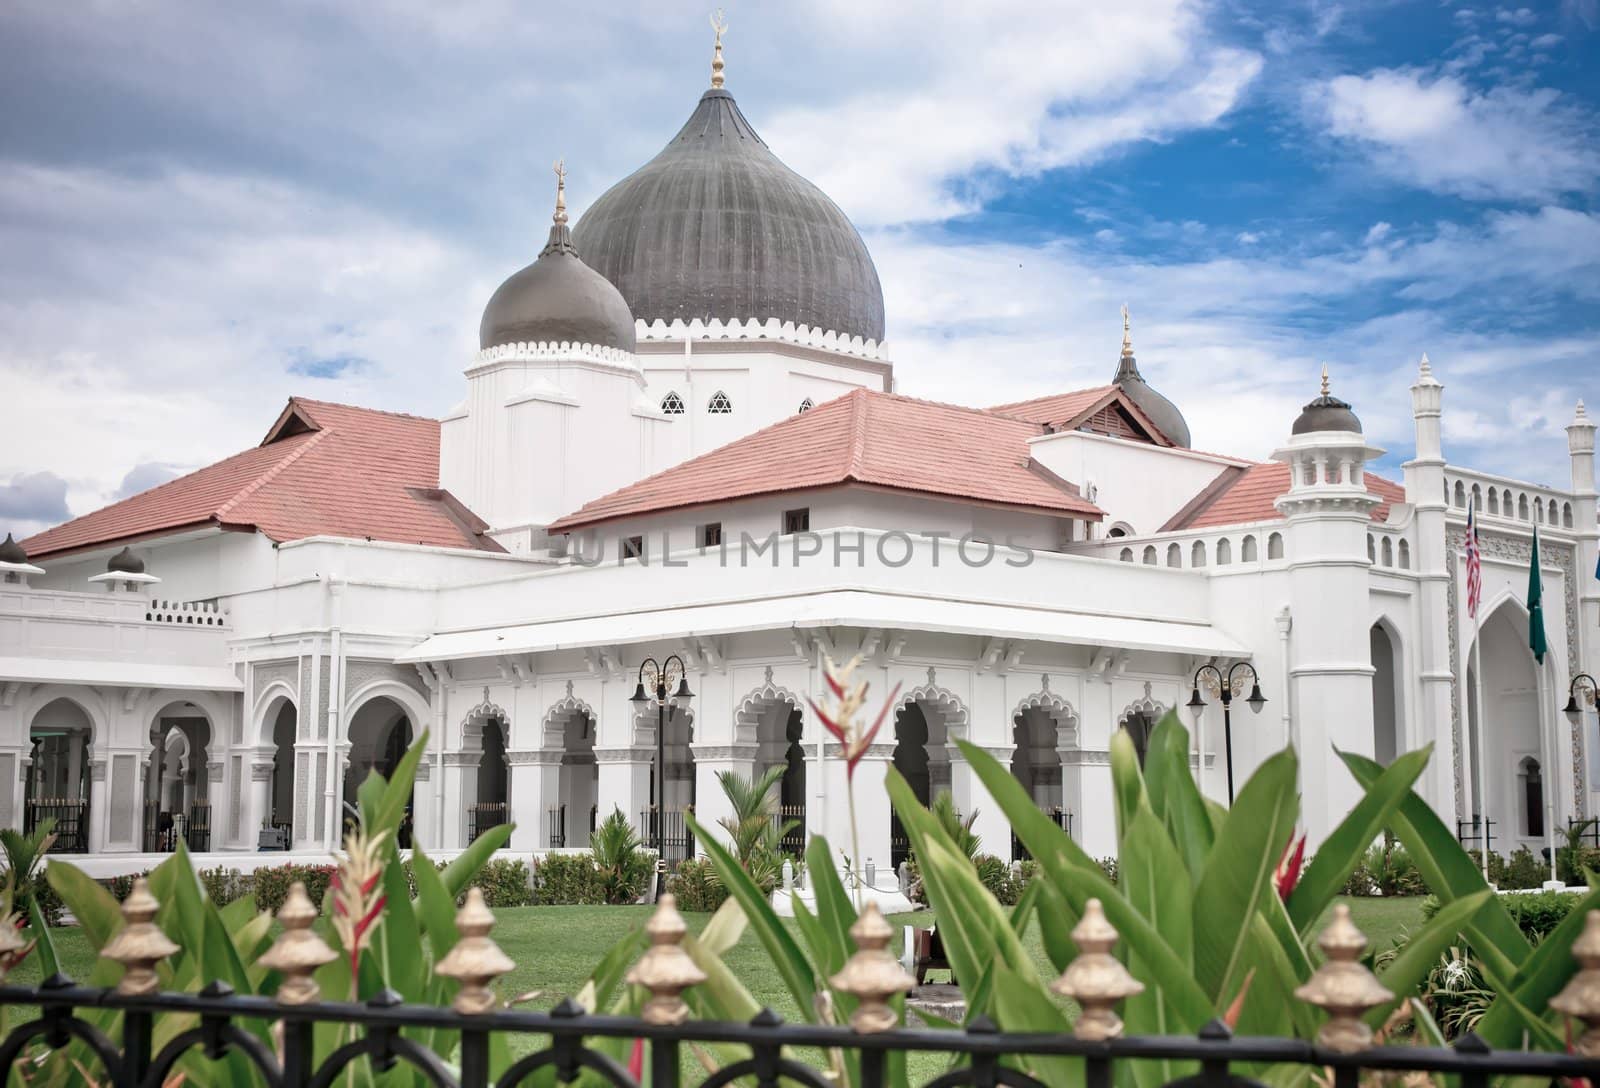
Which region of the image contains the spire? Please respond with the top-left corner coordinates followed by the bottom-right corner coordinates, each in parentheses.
top-left (1120, 303), bottom-right (1134, 361)
top-left (1320, 363), bottom-right (1331, 397)
top-left (710, 9), bottom-right (727, 89)
top-left (1113, 303), bottom-right (1142, 383)
top-left (539, 159), bottom-right (578, 258)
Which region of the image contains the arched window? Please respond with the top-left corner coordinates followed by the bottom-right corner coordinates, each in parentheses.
top-left (1119, 548), bottom-right (1134, 563)
top-left (1166, 543), bottom-right (1182, 568)
top-left (1190, 540), bottom-right (1207, 567)
top-left (1488, 488), bottom-right (1500, 516)
top-left (797, 398), bottom-right (815, 414)
top-left (1398, 539), bottom-right (1411, 569)
top-left (660, 391), bottom-right (685, 415)
top-left (1216, 538), bottom-right (1232, 565)
top-left (1367, 535), bottom-right (1376, 563)
top-left (1108, 523), bottom-right (1133, 538)
top-left (1470, 484), bottom-right (1481, 511)
top-left (1267, 532), bottom-right (1284, 560)
top-left (1518, 494), bottom-right (1529, 520)
top-left (1565, 502), bottom-right (1574, 529)
top-left (1535, 497), bottom-right (1544, 523)
top-left (1142, 545), bottom-right (1158, 565)
top-left (1520, 757), bottom-right (1544, 837)
top-left (1381, 537), bottom-right (1394, 567)
top-left (707, 391), bottom-right (733, 414)
top-left (1453, 481), bottom-right (1466, 507)
top-left (1241, 535), bottom-right (1258, 562)
top-left (1549, 499), bottom-right (1559, 525)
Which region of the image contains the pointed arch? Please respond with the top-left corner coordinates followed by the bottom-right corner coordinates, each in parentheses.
top-left (542, 691), bottom-right (596, 748)
top-left (1010, 688), bottom-right (1080, 747)
top-left (896, 682), bottom-right (969, 732)
top-left (707, 390), bottom-right (733, 414)
top-left (735, 677), bottom-right (805, 744)
top-left (660, 391), bottom-right (685, 415)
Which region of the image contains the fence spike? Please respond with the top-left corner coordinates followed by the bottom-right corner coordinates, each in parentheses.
top-left (828, 901), bottom-right (915, 1033)
top-left (258, 882), bottom-right (337, 1005)
top-left (625, 893), bottom-right (707, 1025)
top-left (434, 887), bottom-right (515, 1014)
top-left (1551, 909), bottom-right (1600, 1056)
top-left (1293, 903), bottom-right (1392, 1053)
top-left (102, 878), bottom-right (180, 995)
top-left (1049, 897), bottom-right (1144, 1040)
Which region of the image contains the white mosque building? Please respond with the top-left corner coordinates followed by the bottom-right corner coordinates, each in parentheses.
top-left (1, 38), bottom-right (1595, 877)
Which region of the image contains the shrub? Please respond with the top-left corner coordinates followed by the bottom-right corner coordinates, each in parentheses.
top-left (1465, 849), bottom-right (1508, 888)
top-left (974, 854), bottom-right (1018, 906)
top-left (27, 871), bottom-right (65, 928)
top-left (902, 855), bottom-right (927, 906)
top-left (252, 863), bottom-right (337, 916)
top-left (532, 853), bottom-right (602, 904)
top-left (1364, 836), bottom-right (1426, 896)
top-left (472, 857), bottom-right (534, 908)
top-left (591, 808), bottom-right (653, 904)
top-left (667, 856), bottom-right (728, 913)
top-left (1095, 856), bottom-right (1119, 885)
top-left (1502, 847), bottom-right (1546, 890)
top-left (1422, 888), bottom-right (1581, 942)
top-left (1, 823), bottom-right (64, 927)
top-left (198, 866), bottom-right (251, 908)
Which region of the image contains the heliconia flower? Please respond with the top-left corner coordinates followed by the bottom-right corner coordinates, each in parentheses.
top-left (1274, 832), bottom-right (1307, 902)
top-left (1222, 968), bottom-right (1256, 1030)
top-left (807, 654), bottom-right (902, 782)
top-left (331, 826), bottom-right (390, 977)
top-left (627, 1038), bottom-right (645, 1081)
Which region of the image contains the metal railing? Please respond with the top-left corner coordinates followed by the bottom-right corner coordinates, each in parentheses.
top-left (772, 803), bottom-right (805, 856)
top-left (22, 799), bottom-right (88, 853)
top-left (468, 802), bottom-right (509, 844)
top-left (639, 807), bottom-right (694, 865)
top-left (3, 883), bottom-right (1598, 1088)
top-left (1013, 808), bottom-right (1073, 862)
top-left (1456, 815), bottom-right (1497, 858)
top-left (546, 803), bottom-right (567, 848)
top-left (142, 801), bottom-right (211, 853)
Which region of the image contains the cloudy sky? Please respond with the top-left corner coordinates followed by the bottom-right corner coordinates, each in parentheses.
top-left (1, 0), bottom-right (1597, 538)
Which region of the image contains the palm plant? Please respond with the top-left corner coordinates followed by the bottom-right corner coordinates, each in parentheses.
top-left (591, 807), bottom-right (652, 903)
top-left (0, 819), bottom-right (58, 925)
top-left (928, 791), bottom-right (980, 861)
top-left (714, 766), bottom-right (797, 893)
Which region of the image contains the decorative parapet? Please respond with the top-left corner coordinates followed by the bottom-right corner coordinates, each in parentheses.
top-left (1443, 466), bottom-right (1582, 531)
top-left (466, 340), bottom-right (641, 376)
top-left (145, 598), bottom-right (230, 627)
top-left (635, 316), bottom-right (890, 361)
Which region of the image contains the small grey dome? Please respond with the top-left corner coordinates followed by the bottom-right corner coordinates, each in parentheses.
top-left (479, 220), bottom-right (637, 353)
top-left (1292, 369), bottom-right (1362, 434)
top-left (107, 546), bottom-right (145, 574)
top-left (1111, 308), bottom-right (1190, 447)
top-left (572, 87), bottom-right (886, 343)
top-left (0, 533), bottom-right (27, 564)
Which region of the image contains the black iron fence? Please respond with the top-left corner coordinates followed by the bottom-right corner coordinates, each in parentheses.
top-left (142, 801), bottom-right (211, 853)
top-left (1013, 808), bottom-right (1073, 862)
top-left (771, 803), bottom-right (805, 856)
top-left (546, 803), bottom-right (567, 848)
top-left (1456, 815), bottom-right (1497, 858)
top-left (1570, 815), bottom-right (1600, 849)
top-left (639, 807), bottom-right (693, 865)
top-left (22, 798), bottom-right (88, 853)
top-left (468, 802), bottom-right (509, 844)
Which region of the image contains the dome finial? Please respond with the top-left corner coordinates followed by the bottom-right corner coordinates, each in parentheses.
top-left (1320, 363), bottom-right (1330, 397)
top-left (552, 158), bottom-right (568, 226)
top-left (710, 9), bottom-right (728, 89)
top-left (1120, 303), bottom-right (1134, 361)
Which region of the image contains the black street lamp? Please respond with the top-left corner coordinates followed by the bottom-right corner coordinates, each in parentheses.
top-left (1187, 661), bottom-right (1267, 805)
top-left (1564, 673), bottom-right (1598, 729)
top-left (630, 654), bottom-right (693, 900)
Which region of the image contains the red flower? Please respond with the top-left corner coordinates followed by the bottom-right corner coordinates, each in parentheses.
top-left (808, 655), bottom-right (901, 782)
top-left (1274, 832), bottom-right (1307, 902)
top-left (627, 1038), bottom-right (645, 1081)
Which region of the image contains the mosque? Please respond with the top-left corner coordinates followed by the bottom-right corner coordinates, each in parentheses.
top-left (2, 29), bottom-right (1595, 878)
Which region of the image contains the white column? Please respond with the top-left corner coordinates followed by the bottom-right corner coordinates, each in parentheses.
top-left (507, 751), bottom-right (562, 850)
top-left (248, 759), bottom-right (273, 845)
top-left (595, 749), bottom-right (653, 839)
top-left (690, 743), bottom-right (756, 853)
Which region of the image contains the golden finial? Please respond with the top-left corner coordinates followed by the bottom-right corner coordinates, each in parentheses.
top-left (1049, 898), bottom-right (1144, 1040)
top-left (1320, 364), bottom-right (1331, 397)
top-left (625, 894), bottom-right (707, 1025)
top-left (1120, 304), bottom-right (1134, 360)
top-left (828, 902), bottom-right (915, 1033)
top-left (434, 888), bottom-right (516, 1014)
top-left (1294, 903), bottom-right (1393, 1052)
top-left (102, 878), bottom-right (180, 996)
top-left (258, 881), bottom-right (338, 1005)
top-left (553, 159), bottom-right (568, 226)
top-left (1551, 910), bottom-right (1600, 1056)
top-left (710, 9), bottom-right (728, 89)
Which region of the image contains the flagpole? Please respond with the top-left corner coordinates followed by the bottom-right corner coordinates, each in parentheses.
top-left (1473, 608), bottom-right (1489, 882)
top-left (1538, 653), bottom-right (1558, 886)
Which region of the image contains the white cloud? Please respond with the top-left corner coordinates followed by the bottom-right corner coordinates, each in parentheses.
top-left (1310, 67), bottom-right (1600, 202)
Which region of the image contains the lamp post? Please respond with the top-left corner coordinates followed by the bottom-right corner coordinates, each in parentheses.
top-left (1187, 662), bottom-right (1267, 805)
top-left (631, 655), bottom-right (693, 901)
top-left (1566, 673), bottom-right (1598, 730)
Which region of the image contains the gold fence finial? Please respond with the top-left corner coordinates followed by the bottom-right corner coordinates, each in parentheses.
top-left (625, 894), bottom-right (707, 1025)
top-left (828, 902), bottom-right (915, 1033)
top-left (259, 881), bottom-right (338, 1005)
top-left (710, 9), bottom-right (728, 89)
top-left (102, 877), bottom-right (180, 996)
top-left (1050, 898), bottom-right (1144, 1040)
top-left (1294, 903), bottom-right (1392, 1052)
top-left (434, 887), bottom-right (516, 1014)
top-left (1551, 909), bottom-right (1600, 1056)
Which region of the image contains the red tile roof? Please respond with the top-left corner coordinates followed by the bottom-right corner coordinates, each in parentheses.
top-left (548, 388), bottom-right (1105, 532)
top-left (1174, 461), bottom-right (1406, 530)
top-left (23, 398), bottom-right (502, 559)
top-left (988, 386), bottom-right (1116, 426)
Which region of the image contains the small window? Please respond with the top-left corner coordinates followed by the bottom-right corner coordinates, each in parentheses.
top-left (660, 391), bottom-right (685, 415)
top-left (1118, 548), bottom-right (1134, 563)
top-left (782, 508), bottom-right (810, 535)
top-left (622, 535), bottom-right (644, 561)
top-left (700, 522), bottom-right (722, 548)
top-left (1267, 532), bottom-right (1284, 560)
top-left (797, 398), bottom-right (815, 413)
top-left (707, 391), bottom-right (733, 414)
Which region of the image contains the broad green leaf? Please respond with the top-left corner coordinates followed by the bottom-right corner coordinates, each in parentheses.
top-left (1365, 889), bottom-right (1492, 1026)
top-left (439, 823), bottom-right (513, 898)
top-left (411, 845), bottom-right (459, 959)
top-left (1191, 748), bottom-right (1298, 1003)
top-left (1253, 892), bottom-right (1320, 1038)
top-left (1143, 713), bottom-right (1214, 878)
top-left (991, 962), bottom-right (1078, 1088)
top-left (373, 728), bottom-right (429, 837)
top-left (27, 894), bottom-right (60, 978)
top-left (804, 834), bottom-right (856, 976)
top-left (687, 812), bottom-right (818, 1018)
top-left (1288, 747), bottom-right (1429, 932)
top-left (1338, 750), bottom-right (1531, 975)
top-left (1110, 727), bottom-right (1143, 842)
top-left (1406, 997), bottom-right (1448, 1048)
top-left (1025, 872), bottom-right (1079, 972)
top-left (683, 930), bottom-right (762, 1021)
top-left (697, 895), bottom-right (748, 956)
top-left (1474, 882), bottom-right (1600, 1049)
top-left (45, 859), bottom-right (124, 952)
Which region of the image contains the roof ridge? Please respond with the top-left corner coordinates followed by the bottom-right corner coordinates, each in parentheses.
top-left (986, 384), bottom-right (1115, 415)
top-left (290, 396), bottom-right (441, 426)
top-left (844, 387), bottom-right (871, 479)
top-left (215, 427), bottom-right (330, 522)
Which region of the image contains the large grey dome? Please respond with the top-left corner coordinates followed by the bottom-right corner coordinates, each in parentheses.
top-left (1111, 309), bottom-right (1190, 447)
top-left (479, 220), bottom-right (637, 353)
top-left (571, 88), bottom-right (886, 343)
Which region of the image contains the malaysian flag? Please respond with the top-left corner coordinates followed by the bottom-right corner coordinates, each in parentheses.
top-left (1465, 497), bottom-right (1482, 620)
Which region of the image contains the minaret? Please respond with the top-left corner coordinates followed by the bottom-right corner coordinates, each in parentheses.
top-left (1570, 400), bottom-right (1598, 676)
top-left (1404, 355), bottom-right (1455, 810)
top-left (1273, 368), bottom-right (1385, 840)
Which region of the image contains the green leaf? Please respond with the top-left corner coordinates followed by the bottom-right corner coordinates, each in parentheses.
top-left (1288, 747), bottom-right (1429, 932)
top-left (373, 729), bottom-right (429, 837)
top-left (1023, 873), bottom-right (1079, 972)
top-left (804, 835), bottom-right (855, 976)
top-left (1110, 727), bottom-right (1143, 843)
top-left (1191, 748), bottom-right (1298, 1003)
top-left (1143, 712), bottom-right (1215, 878)
top-left (44, 859), bottom-right (123, 951)
top-left (411, 846), bottom-right (460, 959)
top-left (1365, 889), bottom-right (1492, 1026)
top-left (27, 894), bottom-right (60, 978)
top-left (1119, 780), bottom-right (1196, 1085)
top-left (990, 962), bottom-right (1078, 1088)
top-left (439, 823), bottom-right (513, 899)
top-left (686, 812), bottom-right (818, 1018)
top-left (1474, 883), bottom-right (1600, 1049)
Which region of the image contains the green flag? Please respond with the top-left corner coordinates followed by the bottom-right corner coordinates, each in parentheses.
top-left (1529, 523), bottom-right (1548, 664)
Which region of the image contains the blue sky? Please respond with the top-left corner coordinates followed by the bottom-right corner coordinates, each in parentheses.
top-left (0, 0), bottom-right (1596, 536)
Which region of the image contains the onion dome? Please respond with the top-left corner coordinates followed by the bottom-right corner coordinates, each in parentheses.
top-left (1112, 306), bottom-right (1191, 448)
top-left (0, 533), bottom-right (26, 565)
top-left (571, 23), bottom-right (886, 343)
top-left (107, 546), bottom-right (145, 574)
top-left (1292, 366), bottom-right (1362, 435)
top-left (479, 163), bottom-right (637, 353)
